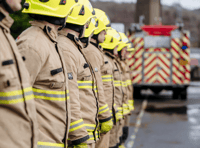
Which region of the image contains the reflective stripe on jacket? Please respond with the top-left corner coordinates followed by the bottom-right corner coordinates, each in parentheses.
top-left (0, 6), bottom-right (37, 148)
top-left (17, 21), bottom-right (70, 147)
top-left (58, 32), bottom-right (99, 144)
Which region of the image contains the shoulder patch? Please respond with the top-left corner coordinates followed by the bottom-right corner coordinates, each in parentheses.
top-left (94, 68), bottom-right (98, 72)
top-left (68, 73), bottom-right (73, 80)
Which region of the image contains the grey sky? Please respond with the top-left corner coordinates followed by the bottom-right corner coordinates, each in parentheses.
top-left (92, 0), bottom-right (200, 10)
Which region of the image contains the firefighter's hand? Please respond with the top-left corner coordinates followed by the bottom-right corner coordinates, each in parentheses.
top-left (73, 143), bottom-right (88, 148)
top-left (101, 119), bottom-right (113, 133)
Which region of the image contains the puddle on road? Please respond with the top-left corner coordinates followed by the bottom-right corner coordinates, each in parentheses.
top-left (145, 105), bottom-right (187, 115)
top-left (144, 103), bottom-right (200, 145)
top-left (187, 104), bottom-right (200, 144)
top-left (131, 86), bottom-right (200, 147)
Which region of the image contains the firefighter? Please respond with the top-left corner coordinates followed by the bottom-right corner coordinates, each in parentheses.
top-left (0, 0), bottom-right (38, 147)
top-left (118, 33), bottom-right (134, 113)
top-left (125, 41), bottom-right (135, 113)
top-left (57, 2), bottom-right (99, 148)
top-left (16, 0), bottom-right (79, 147)
top-left (116, 33), bottom-right (135, 147)
top-left (80, 8), bottom-right (114, 148)
top-left (88, 9), bottom-right (117, 148)
top-left (100, 28), bottom-right (125, 148)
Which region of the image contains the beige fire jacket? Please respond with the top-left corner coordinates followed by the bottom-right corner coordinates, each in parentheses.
top-left (0, 6), bottom-right (38, 148)
top-left (82, 42), bottom-right (112, 123)
top-left (104, 51), bottom-right (124, 120)
top-left (17, 21), bottom-right (70, 148)
top-left (58, 31), bottom-right (99, 144)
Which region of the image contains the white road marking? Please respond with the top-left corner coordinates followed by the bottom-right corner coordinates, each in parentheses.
top-left (126, 100), bottom-right (148, 148)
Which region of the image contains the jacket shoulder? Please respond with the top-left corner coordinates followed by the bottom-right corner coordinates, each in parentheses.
top-left (58, 35), bottom-right (82, 66)
top-left (16, 26), bottom-right (51, 62)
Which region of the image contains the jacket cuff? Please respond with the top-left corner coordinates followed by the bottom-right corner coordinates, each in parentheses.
top-left (71, 135), bottom-right (89, 145)
top-left (109, 143), bottom-right (119, 148)
top-left (99, 116), bottom-right (112, 123)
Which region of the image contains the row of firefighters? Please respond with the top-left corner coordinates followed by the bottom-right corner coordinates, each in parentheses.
top-left (0, 0), bottom-right (135, 148)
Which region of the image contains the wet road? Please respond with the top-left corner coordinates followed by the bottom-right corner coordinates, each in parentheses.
top-left (125, 82), bottom-right (200, 148)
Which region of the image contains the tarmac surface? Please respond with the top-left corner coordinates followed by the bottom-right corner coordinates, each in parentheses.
top-left (125, 82), bottom-right (200, 148)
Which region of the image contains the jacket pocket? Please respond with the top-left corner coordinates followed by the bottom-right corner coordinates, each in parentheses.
top-left (0, 61), bottom-right (18, 89)
top-left (83, 68), bottom-right (92, 81)
top-left (102, 69), bottom-right (112, 75)
top-left (79, 63), bottom-right (92, 81)
top-left (34, 81), bottom-right (65, 89)
top-left (113, 69), bottom-right (120, 80)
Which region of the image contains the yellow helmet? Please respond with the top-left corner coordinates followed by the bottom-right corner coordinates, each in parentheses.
top-left (66, 4), bottom-right (94, 26)
top-left (127, 42), bottom-right (135, 51)
top-left (78, 0), bottom-right (97, 37)
top-left (100, 28), bottom-right (121, 50)
top-left (80, 0), bottom-right (95, 15)
top-left (93, 8), bottom-right (111, 35)
top-left (119, 33), bottom-right (135, 51)
top-left (84, 17), bottom-right (98, 37)
top-left (22, 0), bottom-right (79, 18)
top-left (117, 32), bottom-right (129, 52)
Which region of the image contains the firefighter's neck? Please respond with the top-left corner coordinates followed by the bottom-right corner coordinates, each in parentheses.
top-left (90, 38), bottom-right (98, 45)
top-left (62, 28), bottom-right (80, 37)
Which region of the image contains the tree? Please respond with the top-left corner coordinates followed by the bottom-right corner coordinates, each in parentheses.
top-left (10, 0), bottom-right (32, 39)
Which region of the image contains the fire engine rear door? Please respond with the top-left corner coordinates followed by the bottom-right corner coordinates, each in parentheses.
top-left (142, 52), bottom-right (172, 84)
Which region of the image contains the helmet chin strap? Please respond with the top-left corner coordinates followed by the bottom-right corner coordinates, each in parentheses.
top-left (80, 37), bottom-right (89, 48)
top-left (65, 23), bottom-right (84, 38)
top-left (0, 0), bottom-right (14, 14)
top-left (58, 23), bottom-right (66, 31)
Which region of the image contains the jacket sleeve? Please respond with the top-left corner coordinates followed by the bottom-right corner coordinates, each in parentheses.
top-left (101, 56), bottom-right (116, 121)
top-left (62, 50), bottom-right (89, 145)
top-left (122, 70), bottom-right (130, 116)
top-left (87, 52), bottom-right (112, 122)
top-left (17, 45), bottom-right (42, 85)
top-left (126, 67), bottom-right (134, 111)
top-left (112, 61), bottom-right (123, 120)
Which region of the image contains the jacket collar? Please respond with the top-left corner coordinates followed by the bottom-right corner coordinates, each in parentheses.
top-left (0, 6), bottom-right (14, 32)
top-left (104, 51), bottom-right (115, 59)
top-left (90, 41), bottom-right (103, 51)
top-left (63, 32), bottom-right (83, 49)
top-left (30, 20), bottom-right (58, 42)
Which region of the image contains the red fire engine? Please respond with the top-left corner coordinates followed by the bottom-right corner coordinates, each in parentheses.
top-left (127, 24), bottom-right (190, 100)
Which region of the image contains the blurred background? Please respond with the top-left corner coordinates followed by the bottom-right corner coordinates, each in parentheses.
top-left (11, 0), bottom-right (200, 48)
top-left (9, 1), bottom-right (200, 148)
top-left (90, 0), bottom-right (200, 47)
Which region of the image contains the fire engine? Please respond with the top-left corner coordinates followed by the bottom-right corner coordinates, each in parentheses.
top-left (127, 24), bottom-right (190, 100)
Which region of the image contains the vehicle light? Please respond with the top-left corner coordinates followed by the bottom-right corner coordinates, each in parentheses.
top-left (182, 45), bottom-right (188, 50)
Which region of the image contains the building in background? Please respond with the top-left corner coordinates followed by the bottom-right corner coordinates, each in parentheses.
top-left (111, 23), bottom-right (125, 33)
top-left (135, 0), bottom-right (161, 25)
